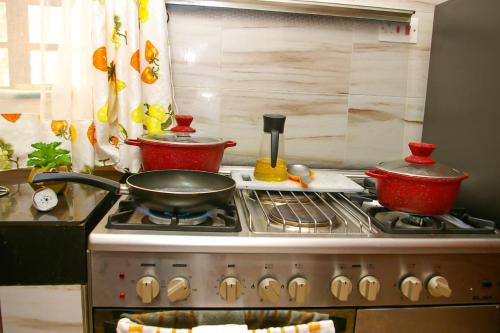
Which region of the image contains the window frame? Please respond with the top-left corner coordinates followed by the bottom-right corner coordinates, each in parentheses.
top-left (1, 0), bottom-right (61, 88)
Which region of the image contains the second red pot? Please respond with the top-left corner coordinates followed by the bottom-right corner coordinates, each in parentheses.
top-left (366, 142), bottom-right (469, 216)
top-left (125, 115), bottom-right (236, 172)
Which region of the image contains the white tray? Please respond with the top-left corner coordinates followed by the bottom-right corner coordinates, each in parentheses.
top-left (231, 169), bottom-right (363, 193)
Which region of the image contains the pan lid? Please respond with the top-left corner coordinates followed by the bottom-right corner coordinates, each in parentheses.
top-left (375, 142), bottom-right (467, 179)
top-left (141, 115), bottom-right (224, 145)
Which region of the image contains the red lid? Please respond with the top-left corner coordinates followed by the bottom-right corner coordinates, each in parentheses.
top-left (404, 142), bottom-right (436, 164)
top-left (171, 115), bottom-right (196, 133)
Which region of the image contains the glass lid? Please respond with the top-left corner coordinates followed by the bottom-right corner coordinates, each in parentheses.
top-left (376, 142), bottom-right (467, 179)
top-left (141, 133), bottom-right (222, 145)
top-left (140, 114), bottom-right (223, 145)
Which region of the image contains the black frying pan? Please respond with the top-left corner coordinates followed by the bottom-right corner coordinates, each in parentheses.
top-left (32, 170), bottom-right (236, 213)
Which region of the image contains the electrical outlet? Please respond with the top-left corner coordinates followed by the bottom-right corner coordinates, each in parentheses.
top-left (378, 17), bottom-right (418, 44)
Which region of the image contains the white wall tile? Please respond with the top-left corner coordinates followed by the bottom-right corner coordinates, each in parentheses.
top-left (0, 285), bottom-right (83, 333)
top-left (345, 95), bottom-right (406, 167)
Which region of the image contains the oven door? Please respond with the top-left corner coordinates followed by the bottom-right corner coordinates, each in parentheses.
top-left (92, 308), bottom-right (356, 333)
top-left (355, 305), bottom-right (500, 333)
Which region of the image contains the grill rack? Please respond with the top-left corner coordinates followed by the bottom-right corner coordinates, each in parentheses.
top-left (239, 189), bottom-right (373, 235)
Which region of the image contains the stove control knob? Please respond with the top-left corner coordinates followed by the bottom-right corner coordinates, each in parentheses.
top-left (330, 276), bottom-right (353, 302)
top-left (358, 276), bottom-right (380, 301)
top-left (219, 277), bottom-right (241, 303)
top-left (258, 277), bottom-right (281, 304)
top-left (427, 276), bottom-right (452, 298)
top-left (400, 276), bottom-right (423, 302)
top-left (136, 276), bottom-right (160, 304)
top-left (288, 277), bottom-right (309, 305)
top-left (167, 277), bottom-right (191, 303)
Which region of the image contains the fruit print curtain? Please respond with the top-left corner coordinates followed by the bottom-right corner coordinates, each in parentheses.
top-left (0, 0), bottom-right (173, 173)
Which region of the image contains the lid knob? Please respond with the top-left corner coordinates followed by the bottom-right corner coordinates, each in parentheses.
top-left (171, 115), bottom-right (196, 133)
top-left (405, 142), bottom-right (436, 164)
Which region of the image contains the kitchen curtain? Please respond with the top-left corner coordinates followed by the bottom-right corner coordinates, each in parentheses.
top-left (0, 0), bottom-right (173, 173)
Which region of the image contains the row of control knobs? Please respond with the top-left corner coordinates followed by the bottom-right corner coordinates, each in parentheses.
top-left (136, 275), bottom-right (452, 304)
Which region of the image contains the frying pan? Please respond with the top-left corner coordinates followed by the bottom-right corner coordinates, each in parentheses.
top-left (32, 170), bottom-right (236, 213)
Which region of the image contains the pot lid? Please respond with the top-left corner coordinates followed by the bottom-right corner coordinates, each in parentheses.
top-left (376, 142), bottom-right (467, 179)
top-left (140, 115), bottom-right (223, 145)
top-left (141, 133), bottom-right (222, 145)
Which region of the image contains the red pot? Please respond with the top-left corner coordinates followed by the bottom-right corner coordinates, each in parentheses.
top-left (365, 142), bottom-right (469, 216)
top-left (125, 115), bottom-right (236, 172)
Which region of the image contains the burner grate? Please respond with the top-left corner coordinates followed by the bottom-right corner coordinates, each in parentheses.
top-left (240, 190), bottom-right (372, 235)
top-left (368, 206), bottom-right (496, 234)
top-left (106, 197), bottom-right (241, 232)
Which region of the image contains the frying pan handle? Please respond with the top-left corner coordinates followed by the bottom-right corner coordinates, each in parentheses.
top-left (125, 138), bottom-right (143, 147)
top-left (224, 140), bottom-right (237, 149)
top-left (365, 169), bottom-right (387, 179)
top-left (32, 172), bottom-right (123, 194)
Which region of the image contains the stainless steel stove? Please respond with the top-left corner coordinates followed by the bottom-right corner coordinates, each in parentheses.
top-left (88, 168), bottom-right (500, 333)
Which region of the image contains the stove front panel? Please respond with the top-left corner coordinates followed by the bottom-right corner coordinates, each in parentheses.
top-left (90, 252), bottom-right (500, 308)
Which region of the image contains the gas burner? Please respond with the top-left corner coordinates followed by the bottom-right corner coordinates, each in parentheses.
top-left (403, 215), bottom-right (433, 227)
top-left (106, 196), bottom-right (241, 232)
top-left (268, 203), bottom-right (338, 229)
top-left (374, 211), bottom-right (442, 230)
top-left (145, 210), bottom-right (210, 226)
top-left (369, 207), bottom-right (496, 234)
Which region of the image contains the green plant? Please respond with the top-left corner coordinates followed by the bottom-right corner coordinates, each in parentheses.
top-left (0, 138), bottom-right (18, 170)
top-left (27, 142), bottom-right (71, 169)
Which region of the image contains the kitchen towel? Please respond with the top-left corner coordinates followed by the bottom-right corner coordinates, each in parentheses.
top-left (252, 320), bottom-right (335, 333)
top-left (122, 310), bottom-right (330, 329)
top-left (116, 318), bottom-right (335, 333)
top-left (116, 318), bottom-right (248, 333)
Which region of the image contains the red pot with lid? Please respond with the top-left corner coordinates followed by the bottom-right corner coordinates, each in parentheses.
top-left (365, 142), bottom-right (469, 216)
top-left (125, 115), bottom-right (236, 172)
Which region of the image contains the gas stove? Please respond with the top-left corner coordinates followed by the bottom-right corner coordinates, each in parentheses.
top-left (88, 168), bottom-right (500, 333)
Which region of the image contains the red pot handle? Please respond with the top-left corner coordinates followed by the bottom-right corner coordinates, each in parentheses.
top-left (405, 142), bottom-right (436, 164)
top-left (365, 169), bottom-right (387, 179)
top-left (125, 138), bottom-right (143, 147)
top-left (224, 140), bottom-right (237, 149)
top-left (459, 172), bottom-right (470, 181)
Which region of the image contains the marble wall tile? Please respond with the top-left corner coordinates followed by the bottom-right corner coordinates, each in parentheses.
top-left (168, 5), bottom-right (223, 88)
top-left (349, 42), bottom-right (409, 97)
top-left (173, 86), bottom-right (222, 137)
top-left (220, 12), bottom-right (353, 95)
top-left (405, 96), bottom-right (425, 122)
top-left (344, 95), bottom-right (406, 167)
top-left (402, 96), bottom-right (425, 154)
top-left (167, 0), bottom-right (441, 166)
top-left (217, 89), bottom-right (348, 166)
top-left (0, 285), bottom-right (83, 333)
top-left (402, 121), bottom-right (424, 155)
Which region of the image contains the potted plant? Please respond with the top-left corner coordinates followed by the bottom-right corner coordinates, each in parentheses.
top-left (27, 142), bottom-right (72, 194)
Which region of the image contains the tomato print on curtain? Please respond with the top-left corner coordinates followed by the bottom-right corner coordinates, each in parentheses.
top-left (0, 0), bottom-right (173, 173)
top-left (91, 0), bottom-right (174, 172)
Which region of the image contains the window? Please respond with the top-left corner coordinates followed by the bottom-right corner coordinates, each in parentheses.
top-left (0, 0), bottom-right (62, 113)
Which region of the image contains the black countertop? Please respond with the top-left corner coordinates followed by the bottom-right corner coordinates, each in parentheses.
top-left (0, 169), bottom-right (120, 285)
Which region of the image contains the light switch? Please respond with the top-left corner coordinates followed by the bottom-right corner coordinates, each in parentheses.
top-left (379, 17), bottom-right (418, 44)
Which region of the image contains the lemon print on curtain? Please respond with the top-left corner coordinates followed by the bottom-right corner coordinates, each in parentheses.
top-left (91, 0), bottom-right (173, 172)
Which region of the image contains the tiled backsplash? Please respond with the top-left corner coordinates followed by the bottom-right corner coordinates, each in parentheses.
top-left (168, 0), bottom-right (444, 168)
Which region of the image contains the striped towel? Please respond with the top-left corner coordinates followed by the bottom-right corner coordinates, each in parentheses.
top-left (251, 320), bottom-right (335, 333)
top-left (117, 318), bottom-right (248, 333)
top-left (116, 318), bottom-right (335, 333)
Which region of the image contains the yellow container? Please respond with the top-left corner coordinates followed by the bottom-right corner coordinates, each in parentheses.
top-left (254, 157), bottom-right (287, 182)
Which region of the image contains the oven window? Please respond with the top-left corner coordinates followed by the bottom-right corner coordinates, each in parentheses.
top-left (93, 308), bottom-right (356, 333)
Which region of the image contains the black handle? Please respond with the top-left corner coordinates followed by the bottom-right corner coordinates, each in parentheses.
top-left (270, 129), bottom-right (279, 168)
top-left (32, 172), bottom-right (122, 194)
